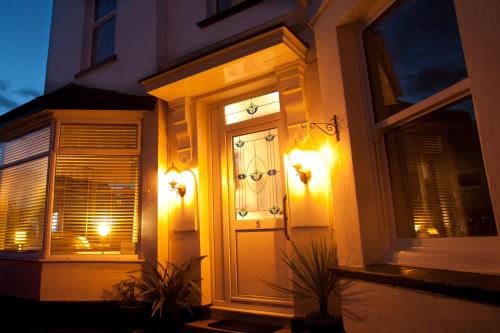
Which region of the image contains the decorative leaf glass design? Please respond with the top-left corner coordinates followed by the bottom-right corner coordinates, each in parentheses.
top-left (233, 128), bottom-right (282, 220)
top-left (224, 92), bottom-right (280, 125)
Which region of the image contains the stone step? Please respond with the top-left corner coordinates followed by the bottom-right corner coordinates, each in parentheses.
top-left (184, 319), bottom-right (292, 333)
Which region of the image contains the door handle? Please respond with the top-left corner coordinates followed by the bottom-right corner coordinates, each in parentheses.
top-left (282, 195), bottom-right (290, 241)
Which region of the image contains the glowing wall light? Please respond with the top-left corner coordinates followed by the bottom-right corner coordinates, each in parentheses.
top-left (166, 164), bottom-right (187, 197)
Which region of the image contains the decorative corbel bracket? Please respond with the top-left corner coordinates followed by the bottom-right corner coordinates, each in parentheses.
top-left (167, 97), bottom-right (193, 166)
top-left (275, 61), bottom-right (309, 145)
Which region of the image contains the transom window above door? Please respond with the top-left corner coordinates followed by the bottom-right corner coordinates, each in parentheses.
top-left (224, 91), bottom-right (280, 125)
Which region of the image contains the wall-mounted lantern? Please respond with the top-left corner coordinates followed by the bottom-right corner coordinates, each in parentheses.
top-left (166, 164), bottom-right (187, 197)
top-left (300, 115), bottom-right (340, 141)
top-left (287, 148), bottom-right (312, 184)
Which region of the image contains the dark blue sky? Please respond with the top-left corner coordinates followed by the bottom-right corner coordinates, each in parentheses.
top-left (0, 0), bottom-right (53, 115)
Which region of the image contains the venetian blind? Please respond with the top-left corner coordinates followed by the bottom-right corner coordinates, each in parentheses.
top-left (59, 123), bottom-right (138, 149)
top-left (402, 132), bottom-right (457, 237)
top-left (51, 123), bottom-right (140, 255)
top-left (0, 128), bottom-right (50, 252)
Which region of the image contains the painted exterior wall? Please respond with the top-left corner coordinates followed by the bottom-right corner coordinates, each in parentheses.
top-left (3, 0), bottom-right (499, 330)
top-left (313, 0), bottom-right (500, 331)
top-left (342, 280), bottom-right (500, 332)
top-left (162, 0), bottom-right (303, 64)
top-left (45, 0), bottom-right (157, 95)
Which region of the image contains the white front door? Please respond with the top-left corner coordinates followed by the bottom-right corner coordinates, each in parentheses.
top-left (211, 91), bottom-right (292, 314)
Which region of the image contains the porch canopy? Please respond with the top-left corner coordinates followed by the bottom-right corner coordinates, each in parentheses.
top-left (140, 26), bottom-right (307, 101)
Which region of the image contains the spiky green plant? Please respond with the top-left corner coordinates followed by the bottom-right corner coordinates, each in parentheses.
top-left (262, 237), bottom-right (338, 318)
top-left (130, 255), bottom-right (207, 319)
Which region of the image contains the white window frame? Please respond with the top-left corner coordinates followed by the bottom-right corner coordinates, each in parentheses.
top-left (357, 0), bottom-right (500, 273)
top-left (44, 113), bottom-right (142, 261)
top-left (90, 0), bottom-right (117, 65)
top-left (0, 126), bottom-right (52, 260)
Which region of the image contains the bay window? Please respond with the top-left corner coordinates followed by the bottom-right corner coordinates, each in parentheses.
top-left (50, 122), bottom-right (140, 255)
top-left (0, 127), bottom-right (50, 253)
top-left (0, 119), bottom-right (141, 257)
top-left (364, 0), bottom-right (497, 240)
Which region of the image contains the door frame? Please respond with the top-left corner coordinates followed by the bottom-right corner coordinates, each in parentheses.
top-left (208, 87), bottom-right (294, 314)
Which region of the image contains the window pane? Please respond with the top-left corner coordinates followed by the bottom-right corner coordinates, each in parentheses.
top-left (233, 128), bottom-right (282, 220)
top-left (51, 155), bottom-right (139, 255)
top-left (0, 127), bottom-right (50, 166)
top-left (0, 157), bottom-right (48, 252)
top-left (217, 0), bottom-right (245, 12)
top-left (59, 123), bottom-right (138, 149)
top-left (225, 92), bottom-right (280, 125)
top-left (385, 97), bottom-right (496, 238)
top-left (94, 0), bottom-right (116, 21)
top-left (92, 16), bottom-right (115, 65)
top-left (364, 0), bottom-right (468, 122)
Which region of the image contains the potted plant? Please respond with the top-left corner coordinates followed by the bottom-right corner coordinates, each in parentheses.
top-left (262, 236), bottom-right (343, 333)
top-left (131, 255), bottom-right (207, 332)
top-left (116, 278), bottom-right (147, 325)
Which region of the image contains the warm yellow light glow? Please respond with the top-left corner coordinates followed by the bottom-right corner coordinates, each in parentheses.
top-left (427, 227), bottom-right (439, 235)
top-left (97, 222), bottom-right (111, 237)
top-left (14, 231), bottom-right (26, 245)
top-left (166, 165), bottom-right (187, 197)
top-left (285, 147), bottom-right (330, 196)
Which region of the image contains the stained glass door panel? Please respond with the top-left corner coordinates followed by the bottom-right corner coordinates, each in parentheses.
top-left (232, 128), bottom-right (282, 221)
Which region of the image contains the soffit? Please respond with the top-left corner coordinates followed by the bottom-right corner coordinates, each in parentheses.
top-left (141, 26), bottom-right (307, 102)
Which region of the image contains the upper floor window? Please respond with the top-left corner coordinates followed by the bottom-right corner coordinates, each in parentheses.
top-left (364, 0), bottom-right (497, 238)
top-left (216, 0), bottom-right (246, 13)
top-left (91, 0), bottom-right (116, 65)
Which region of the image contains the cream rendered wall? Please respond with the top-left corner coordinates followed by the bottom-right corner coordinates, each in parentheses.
top-left (45, 0), bottom-right (157, 95)
top-left (342, 280), bottom-right (500, 333)
top-left (44, 0), bottom-right (86, 92)
top-left (313, 0), bottom-right (500, 331)
top-left (164, 0), bottom-right (302, 64)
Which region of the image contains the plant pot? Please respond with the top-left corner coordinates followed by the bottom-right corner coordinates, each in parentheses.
top-left (307, 315), bottom-right (343, 333)
top-left (119, 304), bottom-right (147, 327)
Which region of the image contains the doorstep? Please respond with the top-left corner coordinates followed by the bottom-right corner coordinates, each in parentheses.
top-left (184, 319), bottom-right (292, 333)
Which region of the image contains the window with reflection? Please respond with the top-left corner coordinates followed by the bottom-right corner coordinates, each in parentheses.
top-left (364, 0), bottom-right (496, 238)
top-left (91, 0), bottom-right (116, 65)
top-left (364, 0), bottom-right (468, 122)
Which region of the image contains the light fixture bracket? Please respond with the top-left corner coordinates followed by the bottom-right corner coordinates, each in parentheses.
top-left (301, 115), bottom-right (340, 141)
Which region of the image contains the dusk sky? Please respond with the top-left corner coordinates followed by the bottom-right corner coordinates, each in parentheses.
top-left (0, 0), bottom-right (53, 115)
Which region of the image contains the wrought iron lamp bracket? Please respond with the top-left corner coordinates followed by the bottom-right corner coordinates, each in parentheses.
top-left (301, 115), bottom-right (340, 141)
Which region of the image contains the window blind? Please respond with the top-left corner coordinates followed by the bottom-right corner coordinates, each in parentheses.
top-left (52, 122), bottom-right (140, 255)
top-left (59, 123), bottom-right (138, 149)
top-left (0, 128), bottom-right (50, 252)
top-left (0, 127), bottom-right (50, 166)
top-left (51, 155), bottom-right (139, 254)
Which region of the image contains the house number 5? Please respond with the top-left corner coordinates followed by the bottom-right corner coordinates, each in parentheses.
top-left (256, 221), bottom-right (261, 229)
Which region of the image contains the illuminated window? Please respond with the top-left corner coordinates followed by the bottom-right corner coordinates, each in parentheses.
top-left (91, 0), bottom-right (116, 65)
top-left (364, 0), bottom-right (496, 238)
top-left (232, 128), bottom-right (282, 220)
top-left (224, 91), bottom-right (280, 125)
top-left (50, 123), bottom-right (139, 255)
top-left (0, 127), bottom-right (50, 252)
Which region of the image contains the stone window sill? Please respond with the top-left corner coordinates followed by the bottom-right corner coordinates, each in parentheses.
top-left (197, 0), bottom-right (262, 28)
top-left (74, 54), bottom-right (117, 79)
top-left (333, 264), bottom-right (500, 306)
